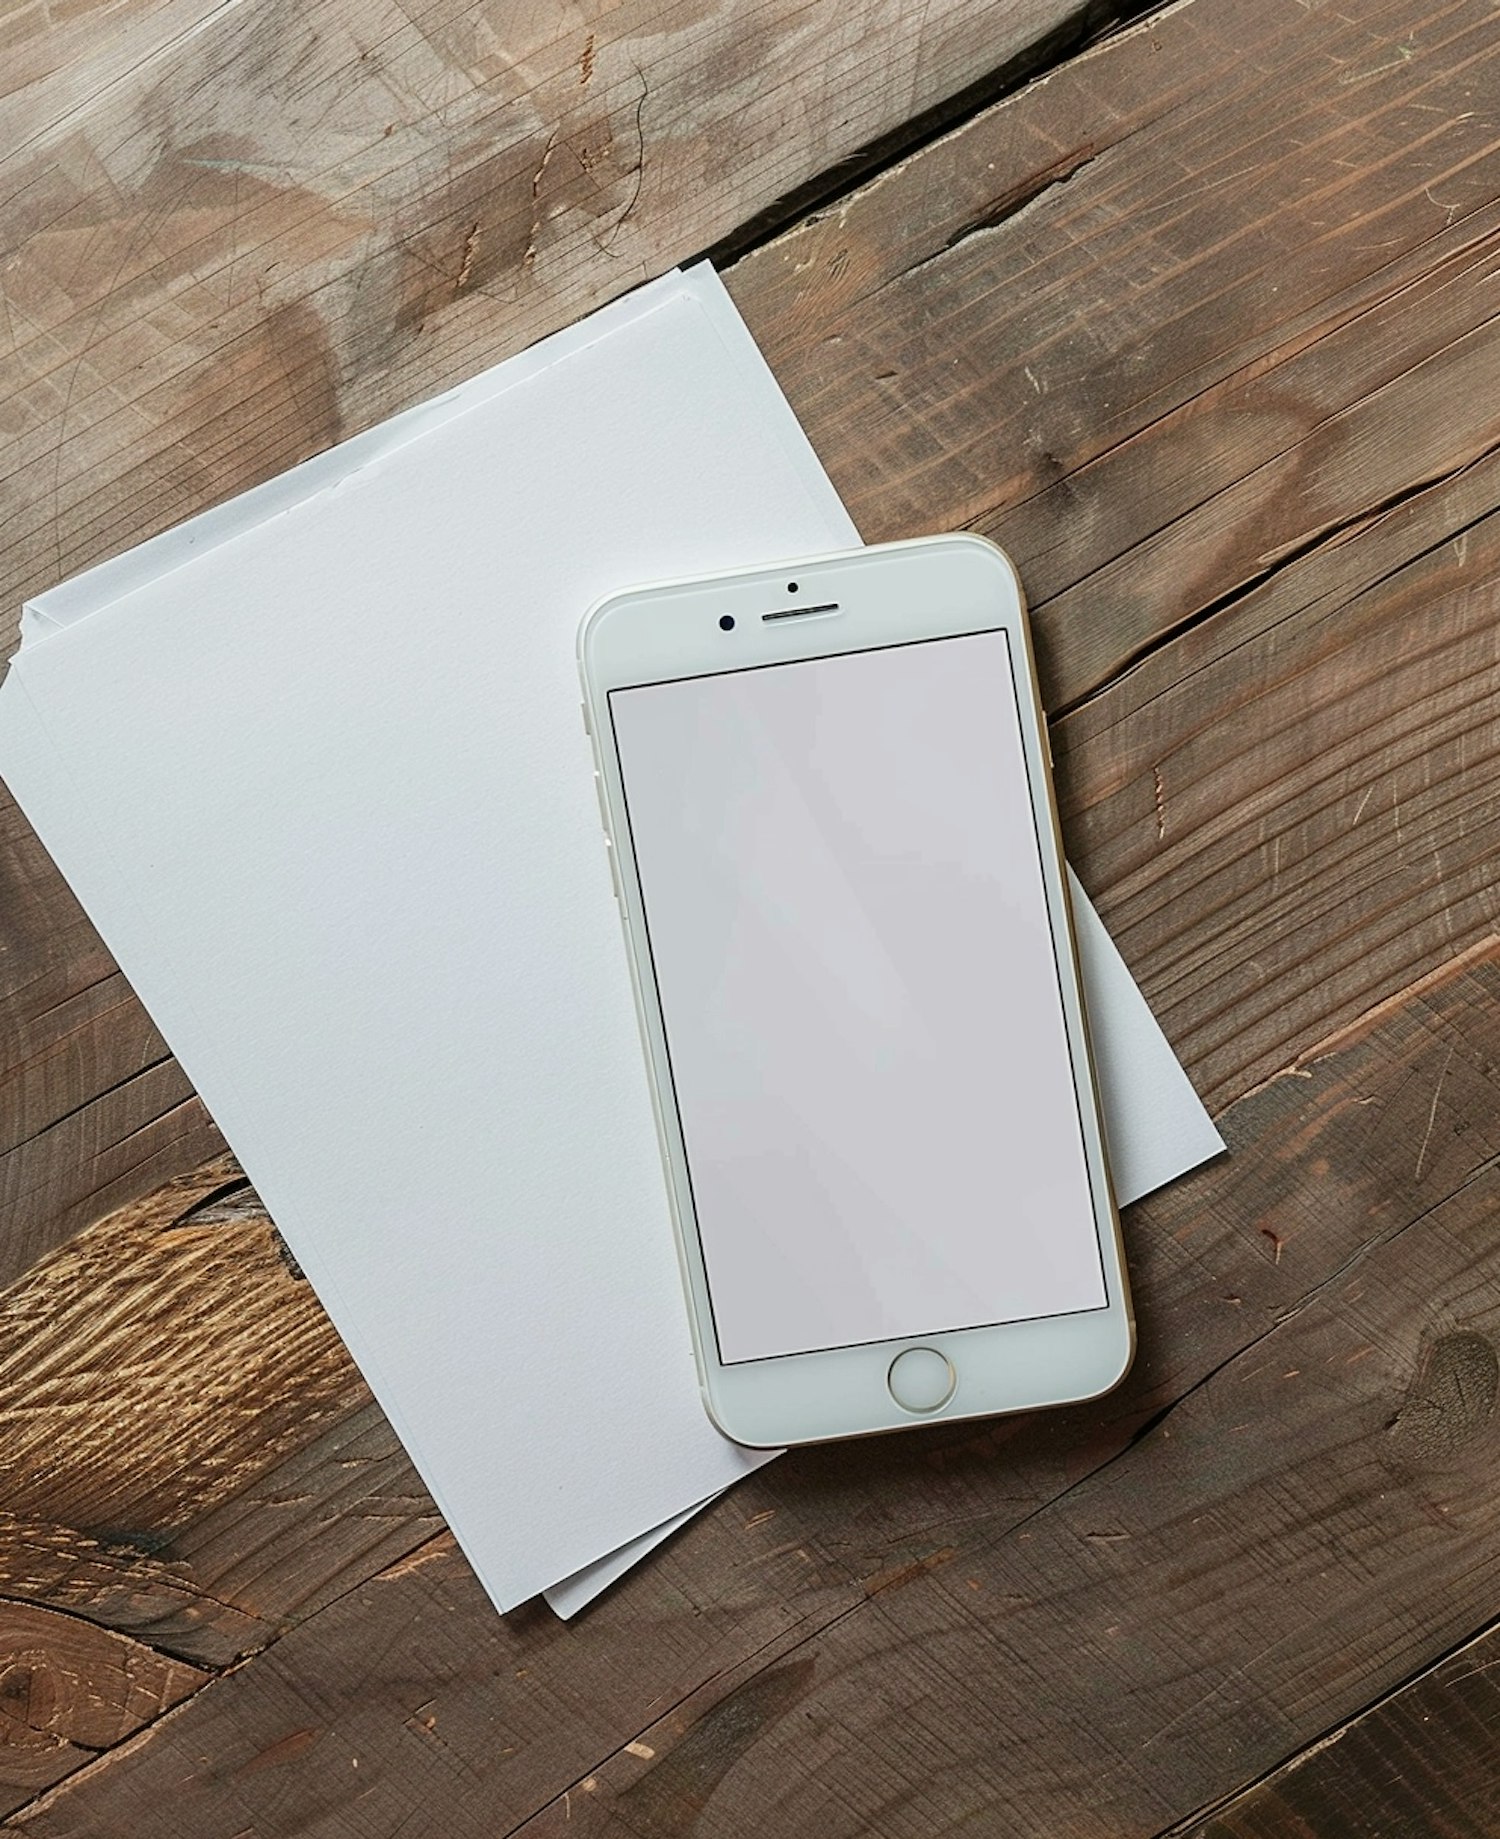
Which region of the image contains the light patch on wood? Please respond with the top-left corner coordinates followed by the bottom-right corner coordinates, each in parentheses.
top-left (454, 223), bottom-right (480, 294)
top-left (374, 1533), bottom-right (457, 1583)
top-left (1413, 1045), bottom-right (1456, 1181)
top-left (0, 1157), bottom-right (365, 1537)
top-left (1289, 938), bottom-right (1500, 1075)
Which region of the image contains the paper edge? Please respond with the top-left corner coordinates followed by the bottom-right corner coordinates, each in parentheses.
top-left (543, 1491), bottom-right (724, 1618)
top-left (19, 270), bottom-right (702, 647)
top-left (683, 263), bottom-right (862, 549)
top-left (1067, 865), bottom-right (1226, 1203)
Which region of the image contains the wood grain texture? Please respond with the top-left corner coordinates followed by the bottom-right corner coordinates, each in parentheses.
top-left (0, 0), bottom-right (1125, 646)
top-left (0, 0), bottom-right (1131, 1308)
top-left (8, 940), bottom-right (1498, 1836)
top-left (1, 0), bottom-right (235, 153)
top-left (1181, 1619), bottom-right (1500, 1838)
top-left (1052, 455), bottom-right (1500, 1110)
top-left (0, 1158), bottom-right (440, 1685)
top-left (731, 0), bottom-right (1500, 705)
top-left (0, 1600), bottom-right (206, 1818)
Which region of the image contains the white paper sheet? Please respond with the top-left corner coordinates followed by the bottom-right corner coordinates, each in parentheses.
top-left (1, 266), bottom-right (1222, 1619)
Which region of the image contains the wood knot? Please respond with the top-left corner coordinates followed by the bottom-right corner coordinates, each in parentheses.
top-left (1387, 1330), bottom-right (1499, 1462)
top-left (0, 1659), bottom-right (61, 1747)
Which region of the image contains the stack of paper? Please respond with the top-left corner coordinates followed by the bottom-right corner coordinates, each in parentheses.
top-left (0, 268), bottom-right (1222, 1616)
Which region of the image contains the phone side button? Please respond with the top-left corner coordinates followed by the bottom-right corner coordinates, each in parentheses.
top-left (604, 839), bottom-right (621, 901)
top-left (887, 1347), bottom-right (956, 1413)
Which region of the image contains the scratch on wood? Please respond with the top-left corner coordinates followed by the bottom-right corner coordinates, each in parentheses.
top-left (601, 65), bottom-right (650, 253)
top-left (523, 130), bottom-right (560, 268)
top-left (454, 222), bottom-right (480, 294)
top-left (1270, 936), bottom-right (1500, 1080)
top-left (1413, 1044), bottom-right (1456, 1181)
top-left (863, 1546), bottom-right (956, 1597)
top-left (373, 1532), bottom-right (456, 1582)
top-left (237, 1727), bottom-right (321, 1773)
top-left (1337, 38), bottom-right (1415, 83)
top-left (580, 32), bottom-right (595, 85)
top-left (1152, 763), bottom-right (1166, 841)
top-left (1260, 1227), bottom-right (1285, 1265)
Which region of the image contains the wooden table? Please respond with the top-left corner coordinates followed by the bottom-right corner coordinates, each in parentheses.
top-left (4, 0), bottom-right (1499, 1831)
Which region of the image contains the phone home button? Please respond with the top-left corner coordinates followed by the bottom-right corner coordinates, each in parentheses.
top-left (887, 1347), bottom-right (956, 1414)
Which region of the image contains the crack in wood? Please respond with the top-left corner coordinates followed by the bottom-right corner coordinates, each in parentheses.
top-left (22, 969), bottom-right (123, 1030)
top-left (882, 125), bottom-right (1150, 296)
top-left (1051, 430), bottom-right (1500, 725)
top-left (1157, 1606), bottom-right (1500, 1837)
top-left (2, 1052), bottom-right (178, 1161)
top-left (703, 0), bottom-right (1173, 272)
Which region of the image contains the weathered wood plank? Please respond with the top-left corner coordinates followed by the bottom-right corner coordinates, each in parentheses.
top-left (0, 1159), bottom-right (440, 1677)
top-left (0, 1600), bottom-right (206, 1818)
top-left (1054, 459), bottom-right (1500, 1110)
top-left (1179, 1619), bottom-right (1500, 1838)
top-left (729, 0), bottom-right (1500, 704)
top-left (0, 0), bottom-right (1127, 650)
top-left (7, 938), bottom-right (1496, 1836)
top-left (2, 0), bottom-right (236, 147)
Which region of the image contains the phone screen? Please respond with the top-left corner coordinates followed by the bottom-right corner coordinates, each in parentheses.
top-left (608, 630), bottom-right (1108, 1366)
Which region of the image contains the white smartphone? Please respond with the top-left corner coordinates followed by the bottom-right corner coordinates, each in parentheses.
top-left (578, 534), bottom-right (1132, 1447)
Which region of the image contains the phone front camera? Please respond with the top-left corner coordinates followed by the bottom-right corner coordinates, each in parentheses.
top-left (719, 615), bottom-right (736, 631)
top-left (786, 581), bottom-right (799, 594)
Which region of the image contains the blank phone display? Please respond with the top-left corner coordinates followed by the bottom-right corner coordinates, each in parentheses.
top-left (608, 631), bottom-right (1107, 1365)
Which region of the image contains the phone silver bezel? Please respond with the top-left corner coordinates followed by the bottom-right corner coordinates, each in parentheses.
top-left (578, 534), bottom-right (1133, 1448)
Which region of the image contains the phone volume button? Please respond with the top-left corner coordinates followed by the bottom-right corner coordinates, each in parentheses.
top-left (604, 838), bottom-right (621, 901)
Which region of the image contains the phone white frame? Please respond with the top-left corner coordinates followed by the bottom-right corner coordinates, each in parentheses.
top-left (578, 534), bottom-right (1133, 1447)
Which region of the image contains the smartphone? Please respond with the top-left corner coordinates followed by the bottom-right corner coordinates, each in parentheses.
top-left (578, 534), bottom-right (1132, 1447)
